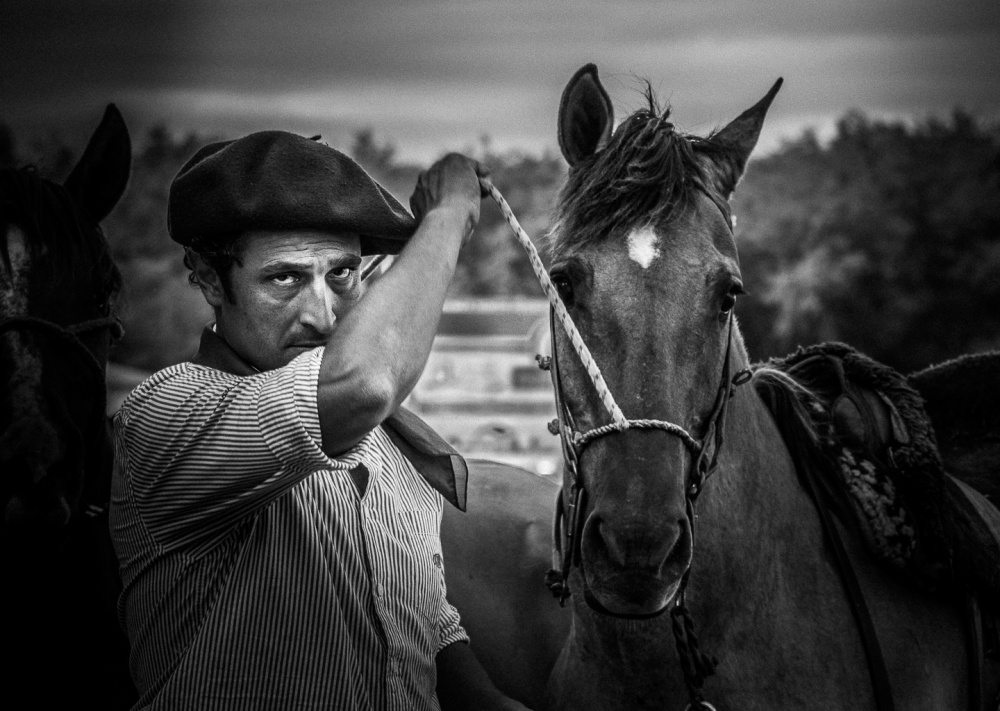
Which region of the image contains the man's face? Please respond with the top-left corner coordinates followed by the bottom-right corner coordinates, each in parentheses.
top-left (211, 229), bottom-right (363, 371)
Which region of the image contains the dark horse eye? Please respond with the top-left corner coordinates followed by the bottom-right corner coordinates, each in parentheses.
top-left (721, 282), bottom-right (746, 315)
top-left (551, 272), bottom-right (574, 306)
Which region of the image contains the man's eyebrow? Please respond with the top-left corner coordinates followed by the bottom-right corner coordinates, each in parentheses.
top-left (260, 259), bottom-right (309, 273)
top-left (260, 254), bottom-right (362, 272)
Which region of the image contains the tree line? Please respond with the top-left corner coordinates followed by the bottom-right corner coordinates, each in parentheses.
top-left (1, 109), bottom-right (997, 374)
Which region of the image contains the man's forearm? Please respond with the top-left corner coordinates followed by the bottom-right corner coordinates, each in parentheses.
top-left (317, 204), bottom-right (470, 454)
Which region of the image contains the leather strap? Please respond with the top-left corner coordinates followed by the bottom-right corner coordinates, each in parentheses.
top-left (964, 593), bottom-right (985, 711)
top-left (795, 445), bottom-right (896, 711)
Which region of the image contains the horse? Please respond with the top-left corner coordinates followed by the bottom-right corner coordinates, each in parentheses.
top-left (441, 64), bottom-right (999, 710)
top-left (1, 105), bottom-right (137, 708)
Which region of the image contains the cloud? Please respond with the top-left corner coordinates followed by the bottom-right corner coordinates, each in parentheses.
top-left (3, 0), bottom-right (998, 162)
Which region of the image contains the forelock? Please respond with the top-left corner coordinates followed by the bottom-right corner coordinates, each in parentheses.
top-left (547, 91), bottom-right (732, 261)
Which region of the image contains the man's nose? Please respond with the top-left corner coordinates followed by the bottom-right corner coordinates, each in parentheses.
top-left (299, 282), bottom-right (337, 334)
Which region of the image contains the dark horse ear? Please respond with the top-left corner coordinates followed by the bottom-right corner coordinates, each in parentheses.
top-left (703, 78), bottom-right (783, 199)
top-left (63, 104), bottom-right (132, 223)
top-left (558, 64), bottom-right (614, 167)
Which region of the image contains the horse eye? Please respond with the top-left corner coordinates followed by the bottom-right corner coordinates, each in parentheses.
top-left (550, 272), bottom-right (574, 306)
top-left (721, 282), bottom-right (745, 314)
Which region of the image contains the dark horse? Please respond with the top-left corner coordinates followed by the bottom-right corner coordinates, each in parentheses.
top-left (1, 106), bottom-right (136, 707)
top-left (442, 65), bottom-right (999, 710)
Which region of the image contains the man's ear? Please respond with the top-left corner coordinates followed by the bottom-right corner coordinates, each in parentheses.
top-left (187, 248), bottom-right (226, 308)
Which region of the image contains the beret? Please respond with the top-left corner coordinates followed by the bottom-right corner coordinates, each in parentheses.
top-left (168, 131), bottom-right (415, 256)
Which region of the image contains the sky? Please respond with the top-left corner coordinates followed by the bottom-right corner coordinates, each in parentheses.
top-left (3, 0), bottom-right (999, 164)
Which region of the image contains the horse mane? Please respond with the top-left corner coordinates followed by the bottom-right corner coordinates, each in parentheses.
top-left (751, 365), bottom-right (827, 452)
top-left (548, 85), bottom-right (732, 259)
top-left (0, 167), bottom-right (122, 306)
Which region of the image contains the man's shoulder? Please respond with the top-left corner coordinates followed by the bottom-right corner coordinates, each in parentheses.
top-left (116, 362), bottom-right (240, 421)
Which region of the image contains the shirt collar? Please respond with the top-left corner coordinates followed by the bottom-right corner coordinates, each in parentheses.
top-left (192, 325), bottom-right (259, 376)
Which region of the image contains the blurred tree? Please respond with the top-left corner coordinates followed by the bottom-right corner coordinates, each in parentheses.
top-left (734, 109), bottom-right (1000, 372)
top-left (102, 125), bottom-right (215, 369)
top-left (104, 124), bottom-right (208, 260)
top-left (350, 130), bottom-right (568, 299)
top-left (351, 128), bottom-right (396, 175)
top-left (455, 141), bottom-right (566, 297)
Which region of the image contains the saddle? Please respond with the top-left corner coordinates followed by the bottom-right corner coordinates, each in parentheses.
top-left (759, 343), bottom-right (1000, 612)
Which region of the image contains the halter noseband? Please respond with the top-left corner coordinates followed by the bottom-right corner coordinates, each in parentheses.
top-left (541, 180), bottom-right (749, 598)
top-left (543, 307), bottom-right (750, 603)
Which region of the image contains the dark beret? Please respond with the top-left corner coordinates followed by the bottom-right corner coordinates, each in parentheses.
top-left (168, 131), bottom-right (415, 256)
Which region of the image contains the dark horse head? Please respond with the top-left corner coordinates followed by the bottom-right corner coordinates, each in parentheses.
top-left (1, 106), bottom-right (136, 707)
top-left (548, 65), bottom-right (780, 616)
top-left (1, 105), bottom-right (129, 538)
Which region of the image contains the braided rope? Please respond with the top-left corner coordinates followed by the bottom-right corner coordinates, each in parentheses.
top-left (575, 419), bottom-right (701, 452)
top-left (360, 253), bottom-right (389, 281)
top-left (480, 178), bottom-right (626, 426)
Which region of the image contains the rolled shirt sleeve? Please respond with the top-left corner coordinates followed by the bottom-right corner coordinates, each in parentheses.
top-left (114, 348), bottom-right (353, 549)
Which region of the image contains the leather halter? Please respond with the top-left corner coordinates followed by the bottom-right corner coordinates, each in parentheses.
top-left (546, 308), bottom-right (748, 609)
top-left (544, 182), bottom-right (750, 611)
top-left (540, 185), bottom-right (750, 710)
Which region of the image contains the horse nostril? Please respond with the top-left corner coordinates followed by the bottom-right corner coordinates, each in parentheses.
top-left (589, 514), bottom-right (689, 570)
top-left (662, 517), bottom-right (693, 575)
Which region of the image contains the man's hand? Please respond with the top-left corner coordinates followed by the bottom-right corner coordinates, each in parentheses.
top-left (409, 153), bottom-right (489, 246)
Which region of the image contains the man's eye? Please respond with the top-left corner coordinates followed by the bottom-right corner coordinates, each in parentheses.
top-left (270, 273), bottom-right (298, 285)
top-left (330, 267), bottom-right (354, 280)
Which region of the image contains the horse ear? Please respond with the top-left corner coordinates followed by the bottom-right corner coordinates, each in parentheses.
top-left (63, 104), bottom-right (132, 223)
top-left (703, 78), bottom-right (783, 198)
top-left (558, 64), bottom-right (614, 167)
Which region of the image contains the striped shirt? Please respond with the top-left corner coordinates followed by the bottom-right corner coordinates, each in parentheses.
top-left (110, 346), bottom-right (468, 711)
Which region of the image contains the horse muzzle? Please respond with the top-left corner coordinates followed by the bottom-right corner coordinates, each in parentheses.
top-left (0, 417), bottom-right (78, 534)
top-left (580, 511), bottom-right (693, 616)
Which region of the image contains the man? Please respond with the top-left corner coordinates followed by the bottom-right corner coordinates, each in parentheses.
top-left (110, 131), bottom-right (528, 710)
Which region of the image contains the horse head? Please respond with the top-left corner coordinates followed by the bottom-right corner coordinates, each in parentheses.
top-left (0, 105), bottom-right (130, 538)
top-left (547, 65), bottom-right (780, 617)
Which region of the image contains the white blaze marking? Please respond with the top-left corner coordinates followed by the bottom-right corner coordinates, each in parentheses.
top-left (626, 226), bottom-right (660, 269)
top-left (1, 225), bottom-right (31, 313)
top-left (2, 226), bottom-right (46, 428)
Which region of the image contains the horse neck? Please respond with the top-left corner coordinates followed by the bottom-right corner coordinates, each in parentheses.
top-left (688, 378), bottom-right (823, 612)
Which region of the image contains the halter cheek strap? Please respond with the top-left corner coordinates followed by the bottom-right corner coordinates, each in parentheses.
top-left (543, 308), bottom-right (749, 599)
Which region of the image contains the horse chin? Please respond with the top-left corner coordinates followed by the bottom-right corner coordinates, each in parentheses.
top-left (579, 513), bottom-right (693, 617)
top-left (581, 567), bottom-right (686, 618)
